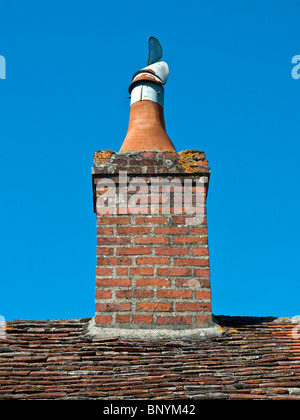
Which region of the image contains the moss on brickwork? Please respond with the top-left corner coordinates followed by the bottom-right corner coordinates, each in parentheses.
top-left (178, 150), bottom-right (209, 174)
top-left (93, 150), bottom-right (210, 175)
top-left (94, 150), bottom-right (115, 166)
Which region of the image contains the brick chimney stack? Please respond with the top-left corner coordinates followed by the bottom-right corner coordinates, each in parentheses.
top-left (89, 38), bottom-right (219, 339)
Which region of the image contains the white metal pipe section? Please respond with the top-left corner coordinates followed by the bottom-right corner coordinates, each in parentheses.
top-left (130, 82), bottom-right (164, 107)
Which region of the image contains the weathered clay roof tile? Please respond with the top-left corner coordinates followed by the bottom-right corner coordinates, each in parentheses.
top-left (0, 316), bottom-right (300, 400)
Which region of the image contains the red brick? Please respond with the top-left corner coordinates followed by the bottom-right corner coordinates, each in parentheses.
top-left (174, 237), bottom-right (208, 244)
top-left (194, 268), bottom-right (210, 277)
top-left (154, 227), bottom-right (189, 235)
top-left (157, 316), bottom-right (192, 325)
top-left (175, 215), bottom-right (207, 225)
top-left (97, 217), bottom-right (130, 225)
top-left (116, 267), bottom-right (128, 275)
top-left (191, 227), bottom-right (208, 235)
top-left (195, 291), bottom-right (211, 300)
top-left (96, 247), bottom-right (114, 255)
top-left (157, 268), bottom-right (191, 277)
top-left (176, 302), bottom-right (211, 311)
top-left (95, 291), bottom-right (112, 299)
top-left (191, 186), bottom-right (206, 193)
top-left (96, 227), bottom-right (114, 235)
top-left (117, 247), bottom-right (151, 255)
top-left (159, 151), bottom-right (178, 158)
top-left (156, 247), bottom-right (189, 256)
top-left (96, 303), bottom-right (131, 312)
top-left (192, 247), bottom-right (209, 256)
top-left (135, 216), bottom-right (168, 224)
top-left (137, 302), bottom-right (172, 312)
top-left (130, 267), bottom-right (154, 275)
top-left (140, 151), bottom-right (155, 158)
top-left (116, 226), bottom-right (151, 235)
top-left (195, 315), bottom-right (213, 323)
top-left (97, 237), bottom-right (131, 245)
top-left (156, 290), bottom-right (192, 299)
top-left (134, 290), bottom-right (154, 298)
top-left (129, 158), bottom-right (156, 166)
top-left (135, 236), bottom-right (169, 244)
top-left (136, 278), bottom-right (170, 287)
top-left (172, 216), bottom-right (187, 224)
top-left (174, 258), bottom-right (209, 267)
top-left (96, 267), bottom-right (112, 276)
top-left (136, 257), bottom-right (170, 265)
top-left (96, 278), bottom-right (131, 287)
top-left (116, 290), bottom-right (132, 298)
top-left (95, 315), bottom-right (112, 324)
top-left (97, 257), bottom-right (132, 266)
top-left (116, 315), bottom-right (130, 323)
top-left (175, 278), bottom-right (210, 288)
top-left (132, 315), bottom-right (153, 324)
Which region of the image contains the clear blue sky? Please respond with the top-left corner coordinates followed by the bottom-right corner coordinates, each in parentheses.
top-left (0, 0), bottom-right (299, 320)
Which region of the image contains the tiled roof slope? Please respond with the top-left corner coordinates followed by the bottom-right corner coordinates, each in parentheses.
top-left (0, 316), bottom-right (299, 400)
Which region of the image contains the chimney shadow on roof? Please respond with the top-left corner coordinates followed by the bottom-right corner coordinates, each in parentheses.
top-left (214, 314), bottom-right (278, 328)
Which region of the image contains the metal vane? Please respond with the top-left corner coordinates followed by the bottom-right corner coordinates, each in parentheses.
top-left (148, 37), bottom-right (163, 65)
